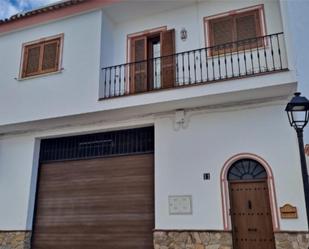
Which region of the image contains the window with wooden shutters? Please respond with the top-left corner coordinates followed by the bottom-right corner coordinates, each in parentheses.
top-left (21, 35), bottom-right (62, 78)
top-left (128, 27), bottom-right (176, 93)
top-left (210, 16), bottom-right (234, 46)
top-left (235, 10), bottom-right (262, 48)
top-left (207, 7), bottom-right (264, 55)
top-left (209, 16), bottom-right (234, 54)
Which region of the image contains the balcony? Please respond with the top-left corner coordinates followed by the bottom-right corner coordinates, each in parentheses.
top-left (100, 33), bottom-right (287, 99)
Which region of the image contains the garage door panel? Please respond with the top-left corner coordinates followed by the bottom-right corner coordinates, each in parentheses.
top-left (36, 183), bottom-right (153, 197)
top-left (33, 239), bottom-right (153, 249)
top-left (38, 175), bottom-right (153, 186)
top-left (34, 221), bottom-right (154, 235)
top-left (34, 216), bottom-right (154, 224)
top-left (33, 236), bottom-right (153, 249)
top-left (35, 197), bottom-right (154, 212)
top-left (36, 178), bottom-right (152, 194)
top-left (32, 153), bottom-right (154, 249)
top-left (33, 238), bottom-right (153, 249)
top-left (35, 204), bottom-right (154, 219)
top-left (39, 157), bottom-right (153, 177)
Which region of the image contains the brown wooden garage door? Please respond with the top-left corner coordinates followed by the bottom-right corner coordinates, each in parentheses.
top-left (32, 154), bottom-right (154, 249)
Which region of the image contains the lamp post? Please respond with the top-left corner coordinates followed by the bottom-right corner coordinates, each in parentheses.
top-left (285, 92), bottom-right (309, 229)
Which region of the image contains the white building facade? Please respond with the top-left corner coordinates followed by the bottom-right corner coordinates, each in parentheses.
top-left (0, 0), bottom-right (308, 249)
top-left (279, 0), bottom-right (309, 144)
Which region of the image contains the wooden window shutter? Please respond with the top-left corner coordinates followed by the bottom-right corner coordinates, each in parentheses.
top-left (42, 39), bottom-right (60, 72)
top-left (209, 16), bottom-right (234, 47)
top-left (161, 29), bottom-right (175, 89)
top-left (236, 10), bottom-right (261, 40)
top-left (24, 45), bottom-right (41, 77)
top-left (236, 10), bottom-right (262, 48)
top-left (130, 36), bottom-right (148, 93)
top-left (209, 16), bottom-right (234, 55)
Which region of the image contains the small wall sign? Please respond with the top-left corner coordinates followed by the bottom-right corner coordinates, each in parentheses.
top-left (280, 204), bottom-right (298, 219)
top-left (169, 195), bottom-right (192, 215)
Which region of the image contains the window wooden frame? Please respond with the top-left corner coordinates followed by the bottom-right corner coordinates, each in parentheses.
top-left (204, 5), bottom-right (266, 56)
top-left (127, 26), bottom-right (167, 64)
top-left (20, 33), bottom-right (64, 79)
top-left (126, 26), bottom-right (167, 93)
top-left (127, 27), bottom-right (176, 93)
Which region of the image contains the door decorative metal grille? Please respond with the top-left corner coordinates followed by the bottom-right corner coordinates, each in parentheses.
top-left (227, 159), bottom-right (267, 181)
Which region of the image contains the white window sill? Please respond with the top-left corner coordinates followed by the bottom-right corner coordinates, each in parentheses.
top-left (15, 68), bottom-right (64, 81)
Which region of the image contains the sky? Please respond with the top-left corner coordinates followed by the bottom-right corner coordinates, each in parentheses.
top-left (0, 0), bottom-right (59, 20)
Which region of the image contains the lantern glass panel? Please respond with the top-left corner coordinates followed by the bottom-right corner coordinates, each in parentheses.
top-left (292, 111), bottom-right (306, 122)
top-left (289, 110), bottom-right (309, 129)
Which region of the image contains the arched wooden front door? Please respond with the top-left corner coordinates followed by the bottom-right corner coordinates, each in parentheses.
top-left (228, 159), bottom-right (275, 249)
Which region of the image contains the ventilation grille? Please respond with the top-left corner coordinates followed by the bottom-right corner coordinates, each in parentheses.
top-left (39, 127), bottom-right (154, 163)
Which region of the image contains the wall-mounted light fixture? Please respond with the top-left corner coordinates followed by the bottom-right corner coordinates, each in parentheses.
top-left (180, 28), bottom-right (188, 41)
top-left (174, 109), bottom-right (189, 130)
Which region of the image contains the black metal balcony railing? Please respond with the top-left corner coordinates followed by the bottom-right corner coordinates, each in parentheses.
top-left (101, 32), bottom-right (287, 99)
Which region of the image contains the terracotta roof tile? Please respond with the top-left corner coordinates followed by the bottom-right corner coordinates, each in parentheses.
top-left (0, 0), bottom-right (85, 25)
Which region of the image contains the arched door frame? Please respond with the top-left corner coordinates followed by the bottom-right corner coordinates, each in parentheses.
top-left (220, 153), bottom-right (280, 231)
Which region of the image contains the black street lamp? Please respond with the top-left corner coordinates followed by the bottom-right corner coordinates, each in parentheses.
top-left (286, 92), bottom-right (309, 229)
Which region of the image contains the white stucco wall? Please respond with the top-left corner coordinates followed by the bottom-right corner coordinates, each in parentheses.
top-left (99, 11), bottom-right (116, 96)
top-left (0, 102), bottom-right (306, 231)
top-left (110, 0), bottom-right (283, 66)
top-left (0, 135), bottom-right (39, 230)
top-left (100, 12), bottom-right (115, 68)
top-left (0, 0), bottom-right (304, 232)
top-left (0, 0), bottom-right (291, 129)
top-left (155, 103), bottom-right (307, 231)
top-left (0, 10), bottom-right (103, 126)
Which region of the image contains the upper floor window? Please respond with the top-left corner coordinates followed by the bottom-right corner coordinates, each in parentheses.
top-left (20, 34), bottom-right (63, 79)
top-left (204, 5), bottom-right (265, 54)
top-left (127, 27), bottom-right (175, 93)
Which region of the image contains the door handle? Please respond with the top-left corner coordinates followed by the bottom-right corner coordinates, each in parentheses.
top-left (248, 200), bottom-right (252, 209)
top-left (248, 228), bottom-right (257, 232)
